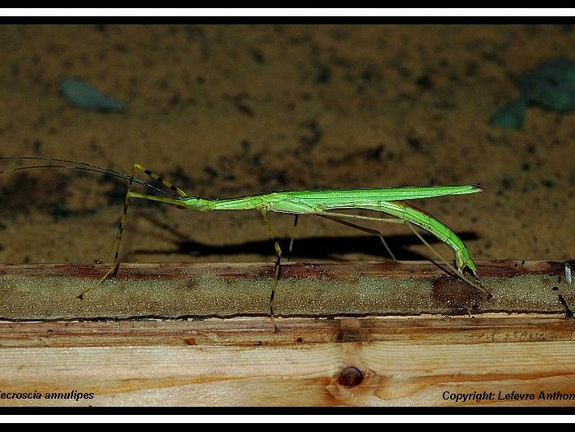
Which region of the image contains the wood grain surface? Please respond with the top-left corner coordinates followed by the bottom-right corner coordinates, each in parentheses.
top-left (0, 260), bottom-right (574, 408)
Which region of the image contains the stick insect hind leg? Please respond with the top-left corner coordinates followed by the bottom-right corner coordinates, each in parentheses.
top-left (314, 210), bottom-right (490, 296)
top-left (316, 213), bottom-right (399, 261)
top-left (77, 163), bottom-right (189, 299)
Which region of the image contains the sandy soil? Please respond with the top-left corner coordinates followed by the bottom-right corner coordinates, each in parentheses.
top-left (0, 22), bottom-right (573, 269)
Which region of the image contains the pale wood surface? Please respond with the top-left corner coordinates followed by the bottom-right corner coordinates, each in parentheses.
top-left (1, 316), bottom-right (575, 407)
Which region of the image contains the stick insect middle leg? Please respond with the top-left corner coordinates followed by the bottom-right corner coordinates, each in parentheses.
top-left (260, 210), bottom-right (283, 333)
top-left (287, 215), bottom-right (299, 261)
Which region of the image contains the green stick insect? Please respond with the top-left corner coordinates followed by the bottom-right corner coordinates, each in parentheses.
top-left (0, 156), bottom-right (489, 327)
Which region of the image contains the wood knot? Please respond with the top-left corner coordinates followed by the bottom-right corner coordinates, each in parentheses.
top-left (338, 366), bottom-right (364, 387)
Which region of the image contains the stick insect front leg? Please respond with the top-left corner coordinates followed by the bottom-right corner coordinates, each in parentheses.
top-left (78, 163), bottom-right (189, 299)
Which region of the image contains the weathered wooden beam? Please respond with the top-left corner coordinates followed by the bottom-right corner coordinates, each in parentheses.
top-left (0, 260), bottom-right (571, 320)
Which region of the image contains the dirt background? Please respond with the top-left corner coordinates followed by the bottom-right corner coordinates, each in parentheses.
top-left (0, 21), bottom-right (573, 269)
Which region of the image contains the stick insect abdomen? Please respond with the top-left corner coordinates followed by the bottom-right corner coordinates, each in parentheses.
top-left (371, 200), bottom-right (478, 275)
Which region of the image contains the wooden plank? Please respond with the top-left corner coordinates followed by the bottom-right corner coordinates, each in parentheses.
top-left (1, 316), bottom-right (575, 407)
top-left (0, 260), bottom-right (574, 408)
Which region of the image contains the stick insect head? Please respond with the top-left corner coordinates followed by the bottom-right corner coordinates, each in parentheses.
top-left (181, 195), bottom-right (213, 211)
